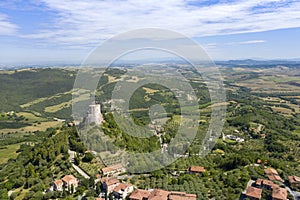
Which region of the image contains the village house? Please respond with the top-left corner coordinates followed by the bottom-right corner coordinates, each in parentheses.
top-left (148, 189), bottom-right (170, 200)
top-left (272, 186), bottom-right (287, 200)
top-left (112, 183), bottom-right (134, 199)
top-left (245, 186), bottom-right (262, 200)
top-left (255, 179), bottom-right (276, 190)
top-left (129, 189), bottom-right (151, 200)
top-left (53, 175), bottom-right (78, 192)
top-left (265, 168), bottom-right (278, 175)
top-left (101, 164), bottom-right (126, 177)
top-left (53, 179), bottom-right (63, 191)
top-left (100, 177), bottom-right (120, 197)
top-left (264, 168), bottom-right (284, 183)
top-left (288, 175), bottom-right (300, 186)
top-left (95, 174), bottom-right (102, 183)
top-left (62, 175), bottom-right (79, 190)
top-left (268, 174), bottom-right (284, 183)
top-left (188, 166), bottom-right (206, 174)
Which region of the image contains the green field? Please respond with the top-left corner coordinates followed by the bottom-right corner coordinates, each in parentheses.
top-left (0, 143), bottom-right (21, 164)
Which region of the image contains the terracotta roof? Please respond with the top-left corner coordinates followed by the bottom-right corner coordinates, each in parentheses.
top-left (62, 175), bottom-right (77, 183)
top-left (169, 192), bottom-right (197, 200)
top-left (54, 179), bottom-right (63, 186)
top-left (272, 186), bottom-right (287, 200)
top-left (262, 179), bottom-right (275, 187)
top-left (245, 186), bottom-right (262, 199)
top-left (295, 176), bottom-right (300, 182)
top-left (256, 178), bottom-right (263, 186)
top-left (113, 183), bottom-right (133, 192)
top-left (129, 189), bottom-right (151, 200)
top-left (189, 166), bottom-right (206, 173)
top-left (264, 168), bottom-right (279, 175)
top-left (101, 164), bottom-right (124, 174)
top-left (288, 176), bottom-right (300, 184)
top-left (96, 174), bottom-right (102, 178)
top-left (267, 174), bottom-right (284, 182)
top-left (148, 189), bottom-right (170, 200)
top-left (101, 177), bottom-right (120, 186)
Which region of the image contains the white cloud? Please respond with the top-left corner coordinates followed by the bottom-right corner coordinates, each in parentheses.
top-left (239, 40), bottom-right (266, 44)
top-left (21, 0), bottom-right (300, 47)
top-left (227, 40), bottom-right (267, 45)
top-left (0, 13), bottom-right (18, 35)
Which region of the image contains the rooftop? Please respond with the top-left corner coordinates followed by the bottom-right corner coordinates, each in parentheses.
top-left (113, 183), bottom-right (133, 192)
top-left (189, 166), bottom-right (206, 173)
top-left (245, 186), bottom-right (262, 200)
top-left (272, 186), bottom-right (287, 200)
top-left (62, 175), bottom-right (77, 183)
top-left (148, 189), bottom-right (170, 200)
top-left (101, 164), bottom-right (124, 174)
top-left (100, 177), bottom-right (120, 186)
top-left (288, 175), bottom-right (300, 184)
top-left (129, 189), bottom-right (151, 200)
top-left (264, 168), bottom-right (279, 175)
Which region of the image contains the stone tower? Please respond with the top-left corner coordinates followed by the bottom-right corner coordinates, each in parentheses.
top-left (87, 103), bottom-right (103, 125)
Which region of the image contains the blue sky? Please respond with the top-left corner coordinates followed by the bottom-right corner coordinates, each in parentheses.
top-left (0, 0), bottom-right (300, 65)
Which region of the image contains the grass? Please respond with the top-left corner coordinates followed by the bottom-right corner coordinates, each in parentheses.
top-left (16, 112), bottom-right (45, 122)
top-left (20, 90), bottom-right (72, 108)
top-left (79, 159), bottom-right (105, 176)
top-left (0, 121), bottom-right (62, 134)
top-left (261, 75), bottom-right (300, 83)
top-left (0, 143), bottom-right (21, 164)
top-left (44, 92), bottom-right (90, 113)
top-left (271, 106), bottom-right (293, 115)
top-left (236, 77), bottom-right (300, 93)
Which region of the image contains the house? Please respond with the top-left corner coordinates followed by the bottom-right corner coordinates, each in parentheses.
top-left (267, 174), bottom-right (284, 183)
top-left (168, 192), bottom-right (197, 200)
top-left (272, 186), bottom-right (287, 200)
top-left (95, 174), bottom-right (102, 183)
top-left (148, 189), bottom-right (170, 200)
top-left (112, 183), bottom-right (134, 199)
top-left (129, 189), bottom-right (151, 200)
top-left (255, 178), bottom-right (263, 187)
top-left (264, 168), bottom-right (284, 182)
top-left (100, 177), bottom-right (120, 194)
top-left (264, 168), bottom-right (279, 176)
top-left (288, 176), bottom-right (300, 185)
top-left (101, 164), bottom-right (126, 176)
top-left (53, 179), bottom-right (63, 191)
top-left (62, 175), bottom-right (78, 190)
top-left (188, 166), bottom-right (206, 174)
top-left (256, 179), bottom-right (276, 190)
top-left (245, 186), bottom-right (262, 200)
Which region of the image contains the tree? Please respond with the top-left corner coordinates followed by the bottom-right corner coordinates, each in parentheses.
top-left (82, 152), bottom-right (94, 162)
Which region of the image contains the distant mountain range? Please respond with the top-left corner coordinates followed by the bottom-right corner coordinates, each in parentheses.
top-left (215, 59), bottom-right (300, 66)
top-left (1, 59), bottom-right (300, 70)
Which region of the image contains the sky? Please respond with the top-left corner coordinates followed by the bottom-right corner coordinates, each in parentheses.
top-left (0, 0), bottom-right (300, 65)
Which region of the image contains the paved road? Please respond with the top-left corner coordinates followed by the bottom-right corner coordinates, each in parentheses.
top-left (72, 163), bottom-right (90, 179)
top-left (285, 186), bottom-right (300, 200)
top-left (68, 150), bottom-right (90, 179)
top-left (242, 179), bottom-right (255, 194)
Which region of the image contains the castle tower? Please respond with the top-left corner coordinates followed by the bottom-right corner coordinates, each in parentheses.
top-left (87, 103), bottom-right (103, 125)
